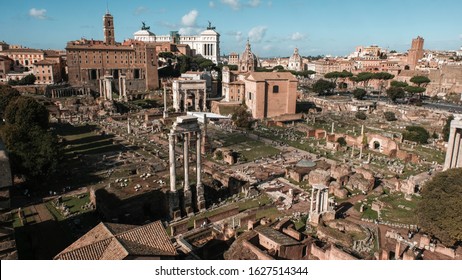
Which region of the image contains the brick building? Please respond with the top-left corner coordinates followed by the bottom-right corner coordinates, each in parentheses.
top-left (66, 11), bottom-right (159, 94)
top-left (408, 36), bottom-right (424, 70)
top-left (244, 72), bottom-right (298, 119)
top-left (33, 60), bottom-right (62, 85)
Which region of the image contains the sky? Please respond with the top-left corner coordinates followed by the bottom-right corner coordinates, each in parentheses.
top-left (1, 0), bottom-right (462, 58)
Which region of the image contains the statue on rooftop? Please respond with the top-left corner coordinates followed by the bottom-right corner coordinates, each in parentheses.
top-left (141, 21), bottom-right (150, 31)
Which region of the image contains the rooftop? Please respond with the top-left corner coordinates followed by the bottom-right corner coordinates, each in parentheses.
top-left (54, 221), bottom-right (176, 260)
top-left (246, 72), bottom-right (298, 82)
top-left (255, 226), bottom-right (300, 246)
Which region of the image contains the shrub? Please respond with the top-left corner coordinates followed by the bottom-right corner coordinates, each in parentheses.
top-left (355, 111), bottom-right (367, 120)
top-left (384, 111), bottom-right (397, 121)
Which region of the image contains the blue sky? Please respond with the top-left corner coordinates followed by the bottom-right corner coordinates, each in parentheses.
top-left (1, 0), bottom-right (462, 57)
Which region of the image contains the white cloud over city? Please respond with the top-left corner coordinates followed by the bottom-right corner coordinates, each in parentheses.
top-left (29, 8), bottom-right (48, 20)
top-left (179, 9), bottom-right (201, 35)
top-left (290, 32), bottom-right (305, 41)
top-left (248, 26), bottom-right (267, 43)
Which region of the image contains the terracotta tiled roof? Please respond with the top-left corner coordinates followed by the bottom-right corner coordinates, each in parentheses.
top-left (54, 221), bottom-right (176, 260)
top-left (246, 72), bottom-right (298, 82)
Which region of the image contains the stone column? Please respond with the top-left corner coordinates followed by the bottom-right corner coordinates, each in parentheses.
top-left (201, 114), bottom-right (208, 155)
top-left (183, 90), bottom-right (188, 112)
top-left (310, 188), bottom-right (315, 213)
top-left (183, 133), bottom-right (192, 214)
top-left (195, 89), bottom-right (201, 111)
top-left (315, 188), bottom-right (321, 213)
top-left (323, 188), bottom-right (328, 212)
top-left (196, 131), bottom-right (205, 211)
top-left (183, 133), bottom-right (190, 190)
top-left (168, 132), bottom-right (180, 220)
top-left (451, 129), bottom-right (461, 168)
top-left (202, 87), bottom-right (207, 111)
top-left (331, 122), bottom-right (335, 134)
top-left (163, 85), bottom-right (168, 118)
top-left (169, 133), bottom-right (176, 192)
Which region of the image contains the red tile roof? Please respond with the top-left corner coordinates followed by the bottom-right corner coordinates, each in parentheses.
top-left (54, 221), bottom-right (176, 260)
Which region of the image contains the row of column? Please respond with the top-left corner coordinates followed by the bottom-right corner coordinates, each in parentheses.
top-left (118, 75), bottom-right (127, 102)
top-left (51, 88), bottom-right (90, 98)
top-left (203, 43), bottom-right (214, 57)
top-left (169, 130), bottom-right (204, 219)
top-left (310, 186), bottom-right (329, 215)
top-left (174, 89), bottom-right (207, 112)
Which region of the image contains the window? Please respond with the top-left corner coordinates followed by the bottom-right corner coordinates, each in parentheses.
top-left (248, 92), bottom-right (252, 100)
top-left (273, 85), bottom-right (279, 93)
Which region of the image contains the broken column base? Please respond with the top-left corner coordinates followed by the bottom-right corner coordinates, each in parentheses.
top-left (309, 213), bottom-right (321, 226)
top-left (183, 189), bottom-right (193, 215)
top-left (169, 191), bottom-right (181, 220)
top-left (197, 199), bottom-right (206, 212)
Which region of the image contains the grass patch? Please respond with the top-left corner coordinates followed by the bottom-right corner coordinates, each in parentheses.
top-left (255, 207), bottom-right (282, 221)
top-left (45, 193), bottom-right (92, 221)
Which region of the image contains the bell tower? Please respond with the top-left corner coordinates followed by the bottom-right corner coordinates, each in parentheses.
top-left (103, 11), bottom-right (115, 45)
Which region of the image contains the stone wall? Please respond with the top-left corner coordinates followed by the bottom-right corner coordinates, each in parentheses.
top-left (170, 220), bottom-right (189, 236)
top-left (243, 240), bottom-right (274, 260)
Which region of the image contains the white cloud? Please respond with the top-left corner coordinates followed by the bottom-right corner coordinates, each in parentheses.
top-left (221, 0), bottom-right (240, 10)
top-left (209, 1), bottom-right (216, 8)
top-left (181, 9), bottom-right (199, 27)
top-left (248, 26), bottom-right (267, 43)
top-left (133, 6), bottom-right (149, 15)
top-left (29, 8), bottom-right (48, 20)
top-left (291, 32), bottom-right (305, 41)
top-left (247, 0), bottom-right (261, 7)
top-left (179, 27), bottom-right (202, 35)
top-left (263, 44), bottom-right (273, 51)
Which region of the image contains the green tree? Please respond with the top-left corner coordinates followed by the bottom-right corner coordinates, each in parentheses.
top-left (312, 79), bottom-right (336, 95)
top-left (325, 71), bottom-right (353, 92)
top-left (0, 124), bottom-right (61, 181)
top-left (402, 126), bottom-right (429, 144)
top-left (386, 86), bottom-right (405, 102)
top-left (336, 137), bottom-right (347, 146)
top-left (158, 52), bottom-right (176, 60)
top-left (231, 105), bottom-right (253, 129)
top-left (390, 80), bottom-right (408, 88)
top-left (355, 72), bottom-right (374, 90)
top-left (372, 72), bottom-right (394, 98)
top-left (4, 96), bottom-right (49, 130)
top-left (227, 64), bottom-right (238, 71)
top-left (355, 111), bottom-right (367, 120)
top-left (273, 65), bottom-right (284, 71)
top-left (417, 168), bottom-right (462, 246)
top-left (405, 86), bottom-right (426, 96)
top-left (0, 85), bottom-right (20, 118)
top-left (352, 88), bottom-right (367, 100)
top-left (442, 115), bottom-right (454, 142)
top-left (384, 111), bottom-right (397, 121)
top-left (410, 75), bottom-right (431, 87)
top-left (177, 55), bottom-right (192, 73)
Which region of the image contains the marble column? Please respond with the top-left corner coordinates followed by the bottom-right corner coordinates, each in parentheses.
top-left (196, 131), bottom-right (205, 211)
top-left (168, 132), bottom-right (180, 220)
top-left (195, 89), bottom-right (200, 111)
top-left (163, 85), bottom-right (168, 118)
top-left (183, 133), bottom-right (192, 214)
top-left (169, 133), bottom-right (176, 192)
top-left (183, 134), bottom-right (189, 190)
